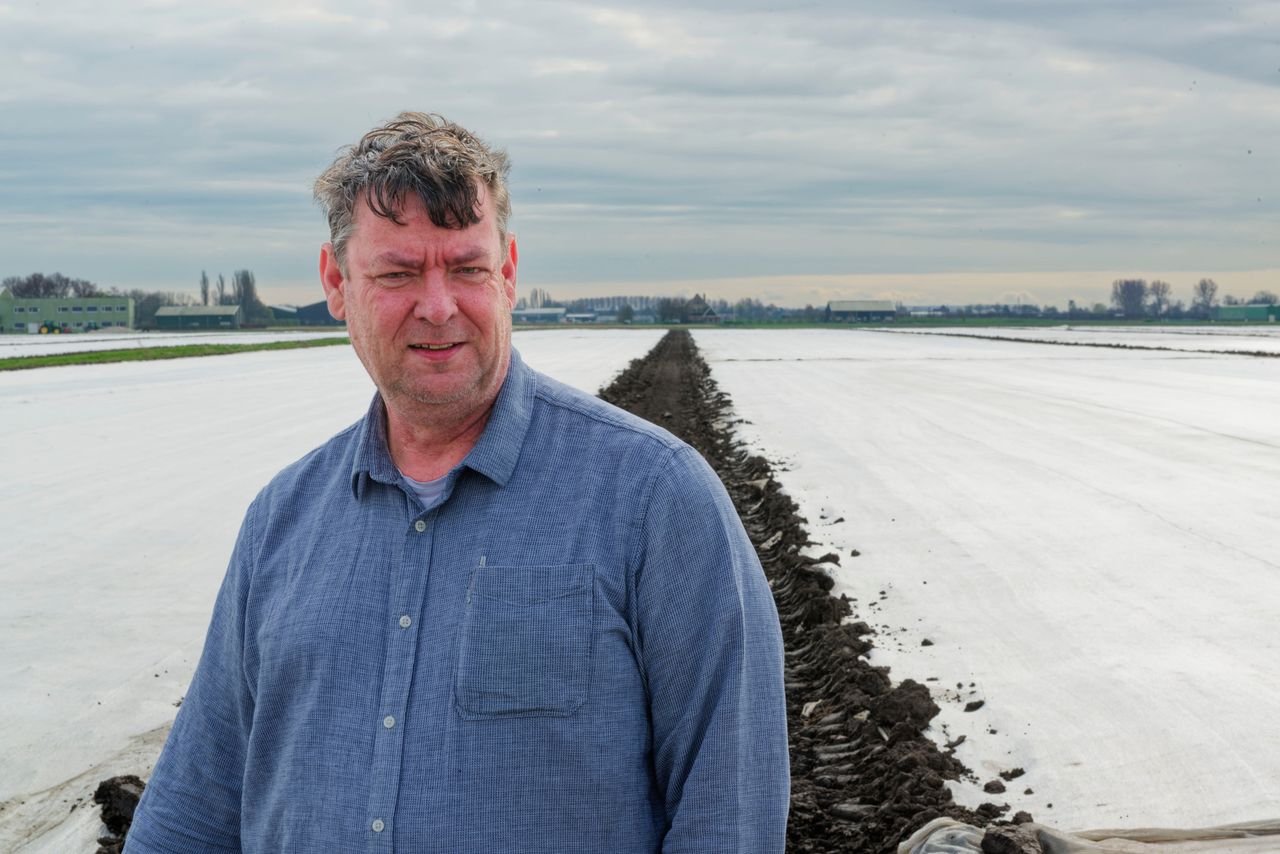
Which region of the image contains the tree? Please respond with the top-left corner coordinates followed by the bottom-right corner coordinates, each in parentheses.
top-left (1111, 279), bottom-right (1148, 319)
top-left (232, 269), bottom-right (272, 324)
top-left (200, 271), bottom-right (210, 306)
top-left (617, 304), bottom-right (634, 323)
top-left (1222, 294), bottom-right (1242, 306)
top-left (1249, 290), bottom-right (1278, 305)
top-left (216, 273), bottom-right (227, 305)
top-left (657, 297), bottom-right (686, 323)
top-left (1192, 278), bottom-right (1218, 318)
top-left (2, 272), bottom-right (102, 298)
top-left (1148, 280), bottom-right (1171, 317)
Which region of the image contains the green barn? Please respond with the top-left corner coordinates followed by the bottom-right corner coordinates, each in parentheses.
top-left (1214, 304), bottom-right (1279, 322)
top-left (154, 305), bottom-right (244, 330)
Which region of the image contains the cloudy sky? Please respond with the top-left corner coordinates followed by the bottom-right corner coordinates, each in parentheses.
top-left (2, 0), bottom-right (1276, 308)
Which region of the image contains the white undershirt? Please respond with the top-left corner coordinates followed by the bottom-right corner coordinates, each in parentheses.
top-left (400, 471), bottom-right (449, 510)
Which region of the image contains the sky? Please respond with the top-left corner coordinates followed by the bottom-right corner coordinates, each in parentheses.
top-left (1, 0), bottom-right (1277, 308)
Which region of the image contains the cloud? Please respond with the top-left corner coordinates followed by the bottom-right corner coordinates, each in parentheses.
top-left (0, 0), bottom-right (1275, 306)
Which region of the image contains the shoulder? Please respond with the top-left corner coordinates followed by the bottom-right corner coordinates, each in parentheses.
top-left (527, 368), bottom-right (688, 458)
top-left (249, 417), bottom-right (363, 522)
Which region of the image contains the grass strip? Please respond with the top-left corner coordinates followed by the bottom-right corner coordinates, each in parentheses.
top-left (0, 337), bottom-right (350, 371)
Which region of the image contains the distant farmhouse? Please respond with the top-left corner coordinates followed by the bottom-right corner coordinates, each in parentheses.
top-left (0, 291), bottom-right (135, 333)
top-left (684, 294), bottom-right (721, 323)
top-left (826, 300), bottom-right (897, 322)
top-left (155, 305), bottom-right (243, 330)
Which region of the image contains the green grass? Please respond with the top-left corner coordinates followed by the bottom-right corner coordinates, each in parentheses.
top-left (0, 336), bottom-right (350, 371)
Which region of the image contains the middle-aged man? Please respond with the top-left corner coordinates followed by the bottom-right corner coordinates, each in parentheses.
top-left (125, 112), bottom-right (789, 853)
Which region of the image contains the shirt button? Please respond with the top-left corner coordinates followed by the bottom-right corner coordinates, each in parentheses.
top-left (383, 715), bottom-right (396, 729)
top-left (414, 519), bottom-right (426, 533)
top-left (372, 818), bottom-right (385, 833)
top-left (398, 615), bottom-right (412, 629)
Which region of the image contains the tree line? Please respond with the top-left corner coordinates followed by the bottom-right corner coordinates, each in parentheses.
top-left (1110, 278), bottom-right (1279, 320)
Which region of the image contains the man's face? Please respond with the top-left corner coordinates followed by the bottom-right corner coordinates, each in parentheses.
top-left (320, 190), bottom-right (517, 424)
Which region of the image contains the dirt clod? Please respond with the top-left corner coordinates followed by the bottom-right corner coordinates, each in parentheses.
top-left (92, 775), bottom-right (145, 853)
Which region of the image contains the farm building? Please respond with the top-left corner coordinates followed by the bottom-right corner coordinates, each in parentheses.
top-left (296, 300), bottom-right (345, 326)
top-left (827, 300), bottom-right (897, 322)
top-left (155, 305), bottom-right (244, 330)
top-left (0, 292), bottom-right (135, 333)
top-left (512, 307), bottom-right (567, 324)
top-left (269, 301), bottom-right (344, 326)
top-left (1214, 304), bottom-right (1279, 322)
top-left (685, 295), bottom-right (721, 323)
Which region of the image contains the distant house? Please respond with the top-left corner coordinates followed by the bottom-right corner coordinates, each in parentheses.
top-left (0, 291), bottom-right (135, 334)
top-left (684, 295), bottom-right (721, 323)
top-left (512, 307), bottom-right (567, 324)
top-left (827, 300), bottom-right (897, 322)
top-left (565, 312), bottom-right (596, 324)
top-left (155, 305), bottom-right (244, 330)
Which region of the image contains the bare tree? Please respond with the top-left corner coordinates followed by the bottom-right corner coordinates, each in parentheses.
top-left (1192, 278), bottom-right (1219, 318)
top-left (200, 271), bottom-right (210, 306)
top-left (1111, 279), bottom-right (1148, 319)
top-left (3, 272), bottom-right (101, 298)
top-left (1148, 280), bottom-right (1171, 317)
top-left (1250, 290), bottom-right (1278, 305)
top-left (232, 269), bottom-right (272, 323)
top-left (216, 273), bottom-right (227, 305)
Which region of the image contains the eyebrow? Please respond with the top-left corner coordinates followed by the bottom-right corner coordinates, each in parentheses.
top-left (445, 247), bottom-right (491, 266)
top-left (369, 247), bottom-right (491, 268)
top-left (370, 252), bottom-right (423, 269)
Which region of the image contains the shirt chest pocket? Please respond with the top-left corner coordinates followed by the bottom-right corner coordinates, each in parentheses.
top-left (454, 563), bottom-right (594, 719)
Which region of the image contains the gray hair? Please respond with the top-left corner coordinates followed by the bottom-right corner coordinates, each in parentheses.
top-left (313, 112), bottom-right (511, 269)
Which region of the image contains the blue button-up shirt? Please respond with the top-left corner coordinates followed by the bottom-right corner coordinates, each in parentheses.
top-left (125, 349), bottom-right (789, 853)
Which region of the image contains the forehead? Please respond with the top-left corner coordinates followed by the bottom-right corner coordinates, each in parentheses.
top-left (348, 190), bottom-right (500, 254)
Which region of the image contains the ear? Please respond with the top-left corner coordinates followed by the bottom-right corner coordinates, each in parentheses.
top-left (319, 243), bottom-right (347, 321)
top-left (501, 234), bottom-right (518, 309)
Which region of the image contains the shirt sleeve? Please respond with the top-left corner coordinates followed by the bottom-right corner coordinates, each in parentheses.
top-left (124, 498), bottom-right (260, 854)
top-left (632, 444), bottom-right (790, 853)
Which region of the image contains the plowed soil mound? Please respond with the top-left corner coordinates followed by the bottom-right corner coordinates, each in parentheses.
top-left (601, 330), bottom-right (1016, 853)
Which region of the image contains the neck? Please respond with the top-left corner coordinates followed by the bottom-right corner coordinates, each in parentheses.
top-left (384, 399), bottom-right (494, 481)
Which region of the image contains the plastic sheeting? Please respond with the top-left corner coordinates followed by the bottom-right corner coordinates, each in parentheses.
top-left (899, 817), bottom-right (1280, 854)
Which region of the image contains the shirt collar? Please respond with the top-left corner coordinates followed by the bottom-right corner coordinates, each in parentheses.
top-left (349, 347), bottom-right (536, 498)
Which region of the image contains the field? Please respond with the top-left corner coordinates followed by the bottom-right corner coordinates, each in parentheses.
top-left (0, 329), bottom-right (351, 358)
top-left (694, 327), bottom-right (1280, 831)
top-left (2, 325), bottom-right (1278, 849)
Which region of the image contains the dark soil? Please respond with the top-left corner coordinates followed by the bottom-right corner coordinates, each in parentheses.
top-left (92, 775), bottom-right (144, 854)
top-left (601, 330), bottom-right (1019, 853)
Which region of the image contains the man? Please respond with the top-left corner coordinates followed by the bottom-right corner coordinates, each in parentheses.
top-left (126, 112), bottom-right (789, 853)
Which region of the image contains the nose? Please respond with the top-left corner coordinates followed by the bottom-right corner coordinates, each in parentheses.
top-left (412, 270), bottom-right (457, 326)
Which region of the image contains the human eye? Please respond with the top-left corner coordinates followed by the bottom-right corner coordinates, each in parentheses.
top-left (375, 270), bottom-right (412, 286)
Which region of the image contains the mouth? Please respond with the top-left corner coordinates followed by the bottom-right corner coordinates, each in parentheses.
top-left (409, 343), bottom-right (461, 351)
